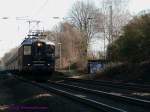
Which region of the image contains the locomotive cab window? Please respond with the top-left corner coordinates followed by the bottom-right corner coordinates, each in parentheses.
top-left (24, 46), bottom-right (31, 55)
top-left (46, 45), bottom-right (54, 55)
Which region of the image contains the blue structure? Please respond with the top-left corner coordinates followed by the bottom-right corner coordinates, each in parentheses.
top-left (88, 59), bottom-right (107, 74)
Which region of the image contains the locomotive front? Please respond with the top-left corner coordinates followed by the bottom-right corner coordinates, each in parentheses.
top-left (21, 39), bottom-right (55, 75)
top-left (3, 30), bottom-right (55, 78)
top-left (32, 40), bottom-right (55, 73)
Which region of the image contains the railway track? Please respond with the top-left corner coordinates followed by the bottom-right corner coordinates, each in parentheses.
top-left (66, 78), bottom-right (150, 92)
top-left (52, 81), bottom-right (150, 108)
top-left (63, 78), bottom-right (150, 100)
top-left (15, 76), bottom-right (149, 112)
top-left (15, 76), bottom-right (125, 112)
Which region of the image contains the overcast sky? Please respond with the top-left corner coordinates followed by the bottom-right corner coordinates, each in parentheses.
top-left (0, 0), bottom-right (150, 58)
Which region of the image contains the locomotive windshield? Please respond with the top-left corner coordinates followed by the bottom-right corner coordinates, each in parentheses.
top-left (23, 46), bottom-right (31, 55)
top-left (46, 45), bottom-right (55, 56)
top-left (32, 41), bottom-right (46, 61)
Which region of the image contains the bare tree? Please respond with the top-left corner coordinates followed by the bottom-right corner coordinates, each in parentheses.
top-left (101, 0), bottom-right (130, 43)
top-left (69, 1), bottom-right (103, 47)
top-left (58, 22), bottom-right (85, 69)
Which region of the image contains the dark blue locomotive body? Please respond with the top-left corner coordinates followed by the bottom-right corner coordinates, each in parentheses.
top-left (5, 34), bottom-right (55, 76)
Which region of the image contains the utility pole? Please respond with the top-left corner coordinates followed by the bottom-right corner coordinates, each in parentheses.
top-left (109, 4), bottom-right (113, 44)
top-left (107, 1), bottom-right (113, 61)
top-left (58, 43), bottom-right (62, 69)
top-left (102, 1), bottom-right (113, 59)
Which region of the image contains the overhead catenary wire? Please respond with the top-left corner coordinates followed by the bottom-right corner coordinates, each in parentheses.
top-left (34, 0), bottom-right (49, 16)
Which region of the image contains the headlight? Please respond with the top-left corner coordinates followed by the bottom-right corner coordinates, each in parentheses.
top-left (48, 64), bottom-right (50, 66)
top-left (37, 43), bottom-right (42, 47)
top-left (27, 64), bottom-right (30, 66)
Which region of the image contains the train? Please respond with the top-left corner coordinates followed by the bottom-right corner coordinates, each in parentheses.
top-left (4, 31), bottom-right (55, 77)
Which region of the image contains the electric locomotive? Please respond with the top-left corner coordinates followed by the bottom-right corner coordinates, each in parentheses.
top-left (4, 31), bottom-right (55, 76)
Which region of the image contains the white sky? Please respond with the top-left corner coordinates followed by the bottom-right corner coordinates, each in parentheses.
top-left (0, 0), bottom-right (150, 58)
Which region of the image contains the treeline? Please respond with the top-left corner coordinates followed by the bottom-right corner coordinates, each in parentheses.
top-left (98, 12), bottom-right (150, 83)
top-left (107, 13), bottom-right (150, 63)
